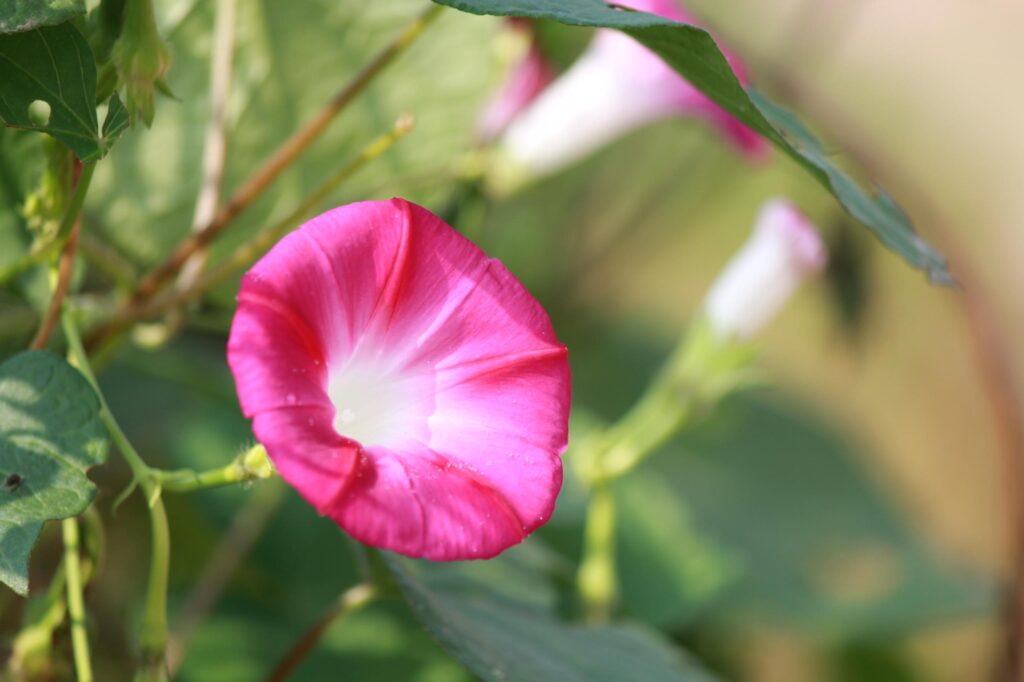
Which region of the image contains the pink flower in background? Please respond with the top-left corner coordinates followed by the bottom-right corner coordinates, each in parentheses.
top-left (500, 0), bottom-right (767, 175)
top-left (704, 199), bottom-right (827, 340)
top-left (228, 199), bottom-right (570, 560)
top-left (476, 19), bottom-right (557, 143)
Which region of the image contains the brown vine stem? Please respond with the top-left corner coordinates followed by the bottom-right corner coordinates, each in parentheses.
top-left (265, 583), bottom-right (378, 682)
top-left (29, 218), bottom-right (80, 350)
top-left (89, 114), bottom-right (414, 337)
top-left (101, 4), bottom-right (442, 323)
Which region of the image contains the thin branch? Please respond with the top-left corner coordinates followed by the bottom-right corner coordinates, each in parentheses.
top-left (78, 229), bottom-right (139, 291)
top-left (174, 0), bottom-right (237, 303)
top-left (88, 115), bottom-right (414, 337)
top-left (122, 4), bottom-right (443, 307)
top-left (265, 583), bottom-right (378, 682)
top-left (30, 217), bottom-right (80, 350)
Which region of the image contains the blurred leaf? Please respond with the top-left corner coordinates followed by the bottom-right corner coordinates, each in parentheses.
top-left (824, 215), bottom-right (873, 340)
top-left (432, 0), bottom-right (951, 284)
top-left (566, 321), bottom-right (992, 636)
top-left (387, 556), bottom-right (719, 682)
top-left (0, 23), bottom-right (111, 161)
top-left (652, 394), bottom-right (993, 635)
top-left (614, 472), bottom-right (741, 628)
top-left (0, 0), bottom-right (85, 34)
top-left (827, 638), bottom-right (923, 682)
top-left (0, 351), bottom-right (108, 595)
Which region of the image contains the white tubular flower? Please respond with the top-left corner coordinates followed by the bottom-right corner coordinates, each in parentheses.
top-left (497, 0), bottom-right (765, 178)
top-left (704, 199), bottom-right (827, 340)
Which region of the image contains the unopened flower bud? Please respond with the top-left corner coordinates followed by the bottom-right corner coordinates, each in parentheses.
top-left (497, 0), bottom-right (766, 178)
top-left (112, 0), bottom-right (172, 127)
top-left (704, 199), bottom-right (827, 340)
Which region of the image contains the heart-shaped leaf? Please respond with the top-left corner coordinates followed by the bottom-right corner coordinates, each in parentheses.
top-left (0, 22), bottom-right (109, 162)
top-left (0, 351), bottom-right (108, 595)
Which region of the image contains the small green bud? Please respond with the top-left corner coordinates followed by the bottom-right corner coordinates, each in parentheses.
top-left (239, 444), bottom-right (276, 480)
top-left (111, 0), bottom-right (171, 127)
top-left (22, 137), bottom-right (73, 240)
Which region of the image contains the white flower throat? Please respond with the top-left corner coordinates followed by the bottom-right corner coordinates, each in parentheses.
top-left (326, 356), bottom-right (424, 447)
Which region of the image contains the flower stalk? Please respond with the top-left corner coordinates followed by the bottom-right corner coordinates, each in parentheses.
top-left (63, 517), bottom-right (94, 682)
top-left (152, 444), bottom-right (276, 494)
top-left (574, 198), bottom-right (826, 617)
top-left (577, 484), bottom-right (617, 621)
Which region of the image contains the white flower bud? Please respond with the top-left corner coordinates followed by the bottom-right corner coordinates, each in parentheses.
top-left (497, 0), bottom-right (765, 179)
top-left (704, 199), bottom-right (827, 340)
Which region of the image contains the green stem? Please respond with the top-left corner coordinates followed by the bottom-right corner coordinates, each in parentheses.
top-left (63, 517), bottom-right (93, 682)
top-left (574, 319), bottom-right (757, 616)
top-left (0, 162), bottom-right (96, 284)
top-left (138, 496), bottom-right (170, 680)
top-left (582, 320), bottom-right (756, 483)
top-left (577, 483), bottom-right (617, 622)
top-left (151, 444), bottom-right (276, 493)
top-left (61, 310), bottom-right (170, 678)
top-left (62, 309), bottom-right (150, 484)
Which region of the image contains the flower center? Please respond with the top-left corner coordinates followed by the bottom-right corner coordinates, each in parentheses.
top-left (326, 358), bottom-right (425, 447)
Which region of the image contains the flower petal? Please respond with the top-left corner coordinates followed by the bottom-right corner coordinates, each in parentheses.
top-left (228, 289), bottom-right (331, 416)
top-left (351, 201), bottom-right (564, 374)
top-left (251, 405), bottom-right (360, 513)
top-left (329, 441), bottom-right (529, 560)
top-left (429, 347), bottom-right (569, 528)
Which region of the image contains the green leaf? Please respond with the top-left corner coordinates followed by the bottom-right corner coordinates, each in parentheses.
top-left (432, 0), bottom-right (951, 284)
top-left (0, 23), bottom-right (110, 162)
top-left (0, 351), bottom-right (108, 596)
top-left (387, 556), bottom-right (719, 682)
top-left (0, 0), bottom-right (85, 35)
top-left (100, 92), bottom-right (129, 146)
top-left (614, 472), bottom-right (741, 628)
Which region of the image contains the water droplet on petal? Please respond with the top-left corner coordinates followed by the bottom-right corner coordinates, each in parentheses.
top-left (285, 393), bottom-right (297, 404)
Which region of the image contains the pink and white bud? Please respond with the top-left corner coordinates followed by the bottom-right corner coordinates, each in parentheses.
top-left (498, 0), bottom-right (767, 176)
top-left (704, 199), bottom-right (827, 340)
top-left (476, 21), bottom-right (557, 143)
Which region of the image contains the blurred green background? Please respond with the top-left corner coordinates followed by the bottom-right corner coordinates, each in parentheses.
top-left (1, 0), bottom-right (1015, 680)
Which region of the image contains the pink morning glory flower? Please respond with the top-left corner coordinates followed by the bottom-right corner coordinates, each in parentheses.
top-left (704, 199), bottom-right (827, 340)
top-left (476, 19), bottom-right (557, 144)
top-left (227, 199), bottom-right (570, 560)
top-left (500, 0), bottom-right (767, 176)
